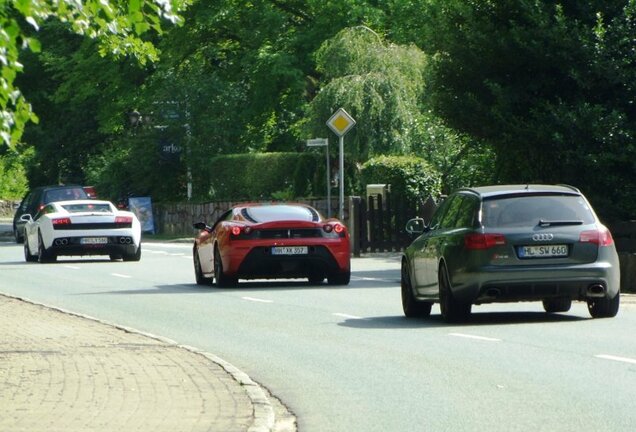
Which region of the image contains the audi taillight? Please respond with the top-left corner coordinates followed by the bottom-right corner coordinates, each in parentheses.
top-left (52, 217), bottom-right (71, 226)
top-left (464, 233), bottom-right (506, 250)
top-left (580, 227), bottom-right (614, 247)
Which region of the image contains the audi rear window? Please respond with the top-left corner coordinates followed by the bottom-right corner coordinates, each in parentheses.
top-left (61, 203), bottom-right (113, 213)
top-left (482, 194), bottom-right (595, 228)
top-left (242, 205), bottom-right (319, 223)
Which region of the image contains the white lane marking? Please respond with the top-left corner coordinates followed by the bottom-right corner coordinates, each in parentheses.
top-left (333, 313), bottom-right (363, 320)
top-left (63, 265), bottom-right (80, 270)
top-left (169, 253), bottom-right (185, 256)
top-left (242, 297), bottom-right (273, 303)
top-left (111, 273), bottom-right (132, 279)
top-left (182, 256), bottom-right (191, 260)
top-left (449, 333), bottom-right (501, 342)
top-left (595, 354), bottom-right (636, 365)
top-left (351, 276), bottom-right (396, 283)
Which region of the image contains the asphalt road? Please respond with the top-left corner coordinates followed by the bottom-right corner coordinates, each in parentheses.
top-left (1, 238), bottom-right (635, 432)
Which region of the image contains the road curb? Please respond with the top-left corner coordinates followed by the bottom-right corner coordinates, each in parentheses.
top-left (0, 292), bottom-right (278, 432)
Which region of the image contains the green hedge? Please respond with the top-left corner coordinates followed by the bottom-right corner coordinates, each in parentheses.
top-left (360, 155), bottom-right (442, 205)
top-left (201, 152), bottom-right (323, 201)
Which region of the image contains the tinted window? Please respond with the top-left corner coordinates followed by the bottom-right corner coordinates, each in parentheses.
top-left (61, 203), bottom-right (113, 213)
top-left (439, 196), bottom-right (463, 229)
top-left (429, 197), bottom-right (452, 229)
top-left (242, 205), bottom-right (319, 223)
top-left (454, 195), bottom-right (478, 228)
top-left (482, 194), bottom-right (595, 228)
top-left (43, 187), bottom-right (88, 203)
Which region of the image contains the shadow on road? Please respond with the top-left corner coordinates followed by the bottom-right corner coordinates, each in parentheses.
top-left (337, 311), bottom-right (587, 329)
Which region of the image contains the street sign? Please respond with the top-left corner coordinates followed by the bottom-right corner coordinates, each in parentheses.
top-left (327, 108), bottom-right (356, 137)
top-left (306, 138), bottom-right (328, 147)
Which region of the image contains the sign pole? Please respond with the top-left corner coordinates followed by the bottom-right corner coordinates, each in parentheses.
top-left (326, 108), bottom-right (356, 221)
top-left (338, 135), bottom-right (345, 220)
top-left (326, 141), bottom-right (331, 218)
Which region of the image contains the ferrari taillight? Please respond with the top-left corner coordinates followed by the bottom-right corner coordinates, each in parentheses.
top-left (231, 226), bottom-right (242, 236)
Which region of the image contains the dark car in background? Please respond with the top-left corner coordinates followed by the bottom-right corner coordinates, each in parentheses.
top-left (12, 185), bottom-right (89, 243)
top-left (401, 184), bottom-right (620, 322)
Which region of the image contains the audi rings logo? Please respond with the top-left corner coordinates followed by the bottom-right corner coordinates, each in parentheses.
top-left (532, 233), bottom-right (554, 241)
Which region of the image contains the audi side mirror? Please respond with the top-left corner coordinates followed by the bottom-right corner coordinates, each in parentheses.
top-left (405, 218), bottom-right (426, 235)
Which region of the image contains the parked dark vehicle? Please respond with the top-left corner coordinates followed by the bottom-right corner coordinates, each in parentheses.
top-left (12, 185), bottom-right (89, 243)
top-left (401, 184), bottom-right (620, 322)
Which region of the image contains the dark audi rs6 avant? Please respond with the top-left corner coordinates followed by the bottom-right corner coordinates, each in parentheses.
top-left (401, 185), bottom-right (620, 322)
top-left (193, 203), bottom-right (351, 287)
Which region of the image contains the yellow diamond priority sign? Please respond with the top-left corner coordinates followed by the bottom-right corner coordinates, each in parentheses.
top-left (327, 108), bottom-right (356, 137)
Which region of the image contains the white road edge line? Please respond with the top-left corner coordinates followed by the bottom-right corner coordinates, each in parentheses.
top-left (449, 332), bottom-right (501, 342)
top-left (63, 265), bottom-right (80, 270)
top-left (111, 273), bottom-right (132, 279)
top-left (242, 296), bottom-right (274, 303)
top-left (333, 313), bottom-right (363, 320)
top-left (595, 354), bottom-right (636, 365)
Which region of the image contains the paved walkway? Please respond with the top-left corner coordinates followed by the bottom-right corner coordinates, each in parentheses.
top-left (0, 294), bottom-right (294, 432)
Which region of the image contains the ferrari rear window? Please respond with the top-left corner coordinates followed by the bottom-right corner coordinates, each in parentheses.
top-left (242, 205), bottom-right (319, 222)
top-left (61, 203), bottom-right (113, 213)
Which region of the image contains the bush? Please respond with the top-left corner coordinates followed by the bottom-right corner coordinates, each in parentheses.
top-left (0, 152), bottom-right (29, 199)
top-left (202, 152), bottom-right (323, 201)
top-left (360, 155), bottom-right (442, 205)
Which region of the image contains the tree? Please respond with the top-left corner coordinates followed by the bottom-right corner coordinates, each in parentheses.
top-left (389, 0), bottom-right (636, 219)
top-left (0, 0), bottom-right (189, 149)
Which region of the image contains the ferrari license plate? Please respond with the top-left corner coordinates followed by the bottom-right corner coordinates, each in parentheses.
top-left (271, 246), bottom-right (308, 255)
top-left (81, 237), bottom-right (108, 245)
top-left (518, 244), bottom-right (568, 258)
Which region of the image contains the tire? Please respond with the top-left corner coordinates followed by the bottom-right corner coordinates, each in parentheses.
top-left (37, 233), bottom-right (56, 263)
top-left (542, 298), bottom-right (572, 313)
top-left (123, 245), bottom-right (141, 262)
top-left (214, 247), bottom-right (238, 288)
top-left (14, 227), bottom-right (24, 244)
top-left (193, 248), bottom-right (211, 285)
top-left (327, 270), bottom-right (350, 286)
top-left (401, 260), bottom-right (432, 318)
top-left (439, 265), bottom-right (471, 323)
top-left (588, 292), bottom-right (620, 318)
top-left (307, 275), bottom-right (325, 285)
top-left (24, 239), bottom-right (37, 262)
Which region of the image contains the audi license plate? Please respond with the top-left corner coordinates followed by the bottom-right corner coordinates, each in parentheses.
top-left (271, 246), bottom-right (308, 255)
top-left (518, 244), bottom-right (568, 258)
top-left (80, 237), bottom-right (108, 245)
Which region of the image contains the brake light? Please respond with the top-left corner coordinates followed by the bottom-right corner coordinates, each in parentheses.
top-left (334, 223), bottom-right (345, 234)
top-left (115, 216), bottom-right (133, 224)
top-left (231, 226), bottom-right (242, 236)
top-left (580, 228), bottom-right (614, 247)
top-left (52, 217), bottom-right (71, 226)
top-left (464, 233), bottom-right (506, 250)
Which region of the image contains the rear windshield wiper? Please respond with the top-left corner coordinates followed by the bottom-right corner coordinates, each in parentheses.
top-left (538, 219), bottom-right (584, 227)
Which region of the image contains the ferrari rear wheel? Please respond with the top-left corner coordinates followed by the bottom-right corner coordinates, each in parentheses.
top-left (327, 270), bottom-right (350, 286)
top-left (194, 248), bottom-right (211, 285)
top-left (214, 247), bottom-right (238, 288)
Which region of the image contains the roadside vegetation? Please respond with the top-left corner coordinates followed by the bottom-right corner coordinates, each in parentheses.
top-left (1, 1), bottom-right (635, 221)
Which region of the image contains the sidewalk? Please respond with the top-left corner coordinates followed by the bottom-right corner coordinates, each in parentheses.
top-left (0, 294), bottom-right (294, 432)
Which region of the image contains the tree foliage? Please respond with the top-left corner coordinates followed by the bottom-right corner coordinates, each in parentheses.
top-left (0, 0), bottom-right (189, 149)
